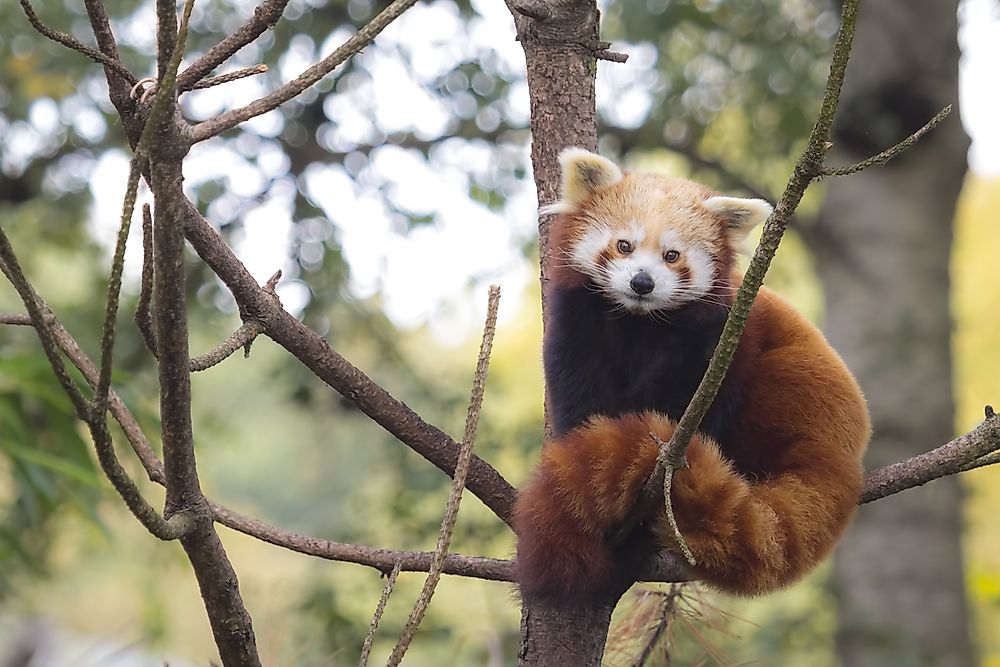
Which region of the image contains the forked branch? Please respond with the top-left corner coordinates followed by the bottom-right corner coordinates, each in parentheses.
top-left (189, 0), bottom-right (421, 142)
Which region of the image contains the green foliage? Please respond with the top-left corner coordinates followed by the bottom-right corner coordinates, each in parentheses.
top-left (0, 353), bottom-right (102, 599)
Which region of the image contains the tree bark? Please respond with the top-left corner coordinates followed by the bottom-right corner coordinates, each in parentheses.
top-left (813, 2), bottom-right (974, 665)
top-left (511, 2), bottom-right (621, 663)
top-left (518, 598), bottom-right (619, 667)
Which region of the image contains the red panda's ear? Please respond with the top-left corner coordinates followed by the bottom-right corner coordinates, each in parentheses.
top-left (541, 148), bottom-right (623, 215)
top-left (702, 196), bottom-right (773, 251)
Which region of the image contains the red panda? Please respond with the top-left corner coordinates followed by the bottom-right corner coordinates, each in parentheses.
top-left (513, 148), bottom-right (871, 602)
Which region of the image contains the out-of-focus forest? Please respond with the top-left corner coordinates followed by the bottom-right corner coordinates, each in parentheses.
top-left (0, 0), bottom-right (997, 665)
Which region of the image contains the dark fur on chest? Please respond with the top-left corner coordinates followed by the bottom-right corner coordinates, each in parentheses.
top-left (544, 285), bottom-right (747, 447)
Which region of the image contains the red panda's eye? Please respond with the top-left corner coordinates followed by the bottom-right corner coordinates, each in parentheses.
top-left (617, 240), bottom-right (633, 254)
top-left (664, 250), bottom-right (680, 263)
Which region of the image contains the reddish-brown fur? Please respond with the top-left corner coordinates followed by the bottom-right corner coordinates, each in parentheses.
top-left (514, 285), bottom-right (870, 601)
top-left (516, 154), bottom-right (870, 602)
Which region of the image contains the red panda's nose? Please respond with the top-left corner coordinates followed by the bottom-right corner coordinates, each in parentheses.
top-left (630, 272), bottom-right (655, 295)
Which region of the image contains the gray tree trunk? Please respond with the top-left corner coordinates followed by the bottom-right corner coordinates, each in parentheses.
top-left (812, 2), bottom-right (974, 666)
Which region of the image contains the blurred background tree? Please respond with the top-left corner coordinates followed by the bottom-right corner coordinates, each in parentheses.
top-left (0, 0), bottom-right (997, 665)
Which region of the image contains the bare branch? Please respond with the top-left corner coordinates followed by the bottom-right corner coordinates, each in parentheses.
top-left (821, 106), bottom-right (952, 177)
top-left (190, 65), bottom-right (270, 91)
top-left (135, 203), bottom-right (158, 356)
top-left (82, 0), bottom-right (123, 63)
top-left (189, 0), bottom-right (421, 142)
top-left (657, 437), bottom-right (694, 567)
top-left (210, 502), bottom-right (514, 580)
top-left (176, 0), bottom-right (290, 92)
top-left (18, 0), bottom-right (135, 84)
top-left (359, 562), bottom-right (402, 667)
top-left (859, 409), bottom-right (1000, 503)
top-left (181, 201), bottom-right (518, 524)
top-left (0, 313), bottom-right (32, 325)
top-left (595, 48), bottom-right (628, 63)
top-left (189, 320), bottom-right (267, 371)
top-left (93, 159), bottom-right (143, 419)
top-left (387, 285), bottom-right (500, 667)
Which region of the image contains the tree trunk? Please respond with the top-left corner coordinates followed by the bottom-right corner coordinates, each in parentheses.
top-left (518, 598), bottom-right (619, 667)
top-left (514, 4), bottom-right (623, 664)
top-left (813, 2), bottom-right (974, 665)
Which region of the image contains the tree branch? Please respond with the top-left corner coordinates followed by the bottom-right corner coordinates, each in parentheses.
top-left (359, 562), bottom-right (402, 667)
top-left (180, 201), bottom-right (518, 524)
top-left (859, 407), bottom-right (1000, 503)
top-left (821, 105), bottom-right (952, 177)
top-left (93, 159), bottom-right (143, 419)
top-left (189, 0), bottom-right (421, 142)
top-left (135, 203), bottom-right (158, 356)
top-left (387, 285), bottom-right (500, 667)
top-left (189, 320), bottom-right (266, 371)
top-left (210, 503), bottom-right (514, 581)
top-left (176, 0), bottom-right (290, 92)
top-left (17, 0), bottom-right (135, 85)
top-left (190, 64), bottom-right (270, 91)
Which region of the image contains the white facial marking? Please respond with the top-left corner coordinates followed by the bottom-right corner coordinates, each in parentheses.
top-left (659, 229), bottom-right (681, 249)
top-left (625, 221), bottom-right (646, 243)
top-left (570, 226), bottom-right (613, 279)
top-left (683, 247), bottom-right (716, 299)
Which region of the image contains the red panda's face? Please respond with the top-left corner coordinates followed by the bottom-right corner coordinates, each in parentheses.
top-left (546, 149), bottom-right (773, 314)
top-left (566, 208), bottom-right (722, 314)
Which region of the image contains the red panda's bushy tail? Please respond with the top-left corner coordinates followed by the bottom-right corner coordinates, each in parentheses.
top-left (513, 411), bottom-right (864, 601)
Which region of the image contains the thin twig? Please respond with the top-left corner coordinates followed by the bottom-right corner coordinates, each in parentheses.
top-left (657, 437), bottom-right (694, 566)
top-left (18, 0), bottom-right (136, 84)
top-left (0, 313), bottom-right (32, 325)
top-left (358, 562), bottom-right (402, 667)
top-left (189, 0), bottom-right (421, 142)
top-left (135, 203), bottom-right (158, 356)
top-left (93, 159), bottom-right (143, 419)
top-left (190, 64), bottom-right (270, 91)
top-left (386, 285), bottom-right (500, 667)
top-left (210, 502), bottom-right (515, 580)
top-left (189, 320), bottom-right (266, 371)
top-left (821, 106), bottom-right (952, 177)
top-left (595, 49), bottom-right (628, 63)
top-left (176, 0), bottom-right (290, 92)
top-left (632, 584), bottom-right (684, 667)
